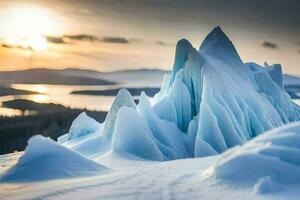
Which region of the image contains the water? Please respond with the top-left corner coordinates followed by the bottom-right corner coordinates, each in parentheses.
top-left (0, 84), bottom-right (125, 116)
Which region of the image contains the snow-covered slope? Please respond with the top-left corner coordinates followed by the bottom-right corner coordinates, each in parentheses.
top-left (1, 26), bottom-right (300, 199)
top-left (1, 123), bottom-right (300, 199)
top-left (207, 121), bottom-right (300, 194)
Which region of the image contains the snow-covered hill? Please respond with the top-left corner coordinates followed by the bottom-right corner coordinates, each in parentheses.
top-left (1, 26), bottom-right (300, 200)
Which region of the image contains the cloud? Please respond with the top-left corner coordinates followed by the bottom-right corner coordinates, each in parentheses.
top-left (0, 43), bottom-right (35, 51)
top-left (63, 34), bottom-right (129, 44)
top-left (63, 34), bottom-right (99, 41)
top-left (45, 36), bottom-right (67, 44)
top-left (44, 34), bottom-right (99, 44)
top-left (45, 33), bottom-right (169, 46)
top-left (1, 43), bottom-right (13, 48)
top-left (102, 37), bottom-right (129, 44)
top-left (262, 41), bottom-right (278, 49)
top-left (2, 32), bottom-right (170, 51)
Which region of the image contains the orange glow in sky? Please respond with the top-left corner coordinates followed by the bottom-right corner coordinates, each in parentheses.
top-left (0, 1), bottom-right (299, 74)
top-left (1, 6), bottom-right (57, 51)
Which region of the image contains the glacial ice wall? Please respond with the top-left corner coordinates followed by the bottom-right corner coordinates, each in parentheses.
top-left (59, 26), bottom-right (300, 161)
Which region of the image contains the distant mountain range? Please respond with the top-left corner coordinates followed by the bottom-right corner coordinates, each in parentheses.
top-left (0, 68), bottom-right (169, 86)
top-left (0, 68), bottom-right (298, 89)
top-left (60, 68), bottom-right (169, 87)
top-left (0, 68), bottom-right (115, 85)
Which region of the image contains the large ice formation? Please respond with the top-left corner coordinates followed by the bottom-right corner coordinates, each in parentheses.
top-left (57, 26), bottom-right (300, 161)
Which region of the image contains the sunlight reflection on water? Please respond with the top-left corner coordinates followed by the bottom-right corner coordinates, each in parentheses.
top-left (31, 94), bottom-right (50, 103)
top-left (0, 84), bottom-right (122, 116)
top-left (0, 107), bottom-right (22, 116)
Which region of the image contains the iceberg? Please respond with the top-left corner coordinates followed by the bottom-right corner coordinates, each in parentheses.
top-left (60, 26), bottom-right (300, 161)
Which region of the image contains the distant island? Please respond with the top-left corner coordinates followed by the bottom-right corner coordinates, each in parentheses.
top-left (0, 86), bottom-right (39, 96)
top-left (71, 87), bottom-right (160, 97)
top-left (2, 99), bottom-right (65, 113)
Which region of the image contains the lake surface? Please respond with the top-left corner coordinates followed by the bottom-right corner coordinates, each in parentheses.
top-left (0, 84), bottom-right (128, 116)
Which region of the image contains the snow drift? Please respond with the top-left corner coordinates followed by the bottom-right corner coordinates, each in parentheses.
top-left (58, 26), bottom-right (300, 161)
top-left (207, 122), bottom-right (300, 193)
top-left (58, 112), bottom-right (102, 143)
top-left (0, 135), bottom-right (108, 182)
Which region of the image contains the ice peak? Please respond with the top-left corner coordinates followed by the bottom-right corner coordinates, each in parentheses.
top-left (102, 88), bottom-right (136, 139)
top-left (176, 39), bottom-right (193, 49)
top-left (209, 26), bottom-right (223, 35)
top-left (200, 26), bottom-right (229, 49)
top-left (199, 26), bottom-right (241, 62)
top-left (172, 38), bottom-right (194, 80)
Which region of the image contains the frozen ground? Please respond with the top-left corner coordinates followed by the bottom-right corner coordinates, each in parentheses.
top-left (1, 142), bottom-right (300, 200)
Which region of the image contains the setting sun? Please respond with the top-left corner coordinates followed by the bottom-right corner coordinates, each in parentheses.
top-left (1, 6), bottom-right (56, 51)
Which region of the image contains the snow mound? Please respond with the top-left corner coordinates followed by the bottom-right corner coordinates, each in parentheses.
top-left (0, 135), bottom-right (108, 182)
top-left (58, 112), bottom-right (102, 143)
top-left (208, 122), bottom-right (300, 190)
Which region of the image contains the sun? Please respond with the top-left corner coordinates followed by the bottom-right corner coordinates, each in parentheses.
top-left (2, 6), bottom-right (56, 52)
top-left (25, 34), bottom-right (48, 52)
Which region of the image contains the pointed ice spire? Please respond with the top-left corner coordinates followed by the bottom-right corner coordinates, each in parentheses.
top-left (199, 26), bottom-right (241, 62)
top-left (102, 89), bottom-right (136, 139)
top-left (172, 39), bottom-right (194, 80)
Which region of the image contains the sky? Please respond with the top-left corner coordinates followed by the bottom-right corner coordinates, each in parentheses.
top-left (0, 0), bottom-right (299, 74)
